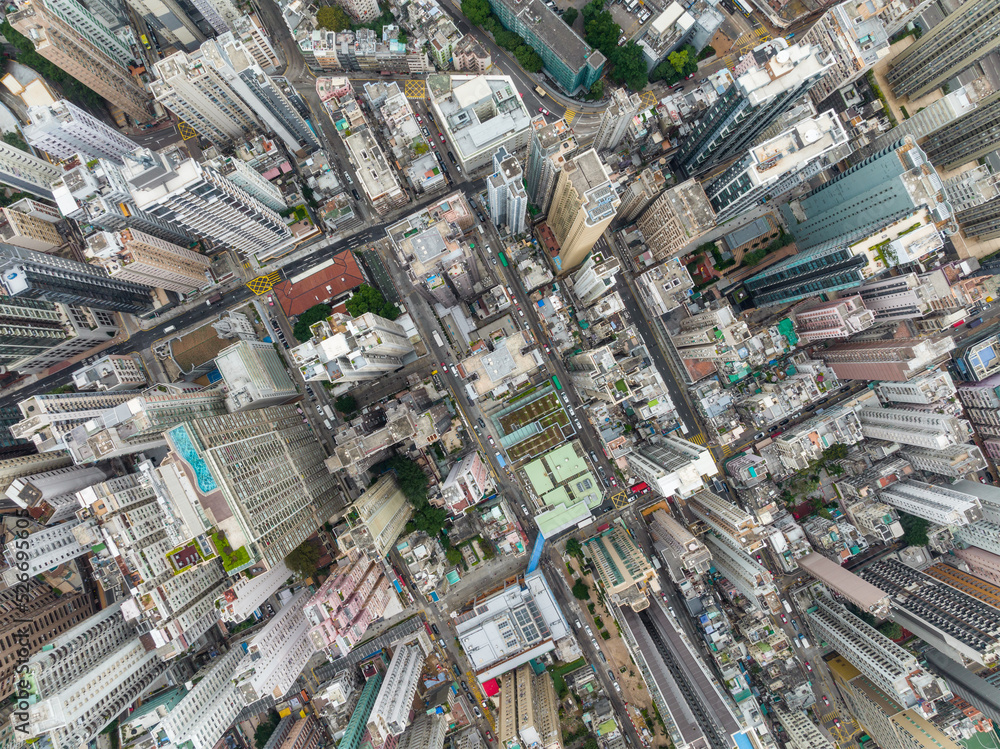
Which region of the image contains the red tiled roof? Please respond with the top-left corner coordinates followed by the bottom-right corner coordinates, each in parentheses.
top-left (273, 250), bottom-right (365, 317)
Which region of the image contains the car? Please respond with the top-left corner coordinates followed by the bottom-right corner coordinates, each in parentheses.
top-left (610, 477), bottom-right (618, 487)
top-left (981, 476), bottom-right (989, 483)
top-left (686, 72), bottom-right (695, 79)
top-left (755, 554), bottom-right (763, 565)
top-left (805, 661), bottom-right (812, 672)
top-left (441, 362), bottom-right (449, 372)
top-left (487, 435), bottom-right (495, 445)
top-left (591, 638), bottom-right (599, 648)
top-left (575, 420), bottom-right (582, 429)
top-left (416, 114), bottom-right (422, 123)
top-left (618, 35), bottom-right (627, 45)
top-left (267, 295), bottom-right (274, 306)
top-left (439, 134), bottom-right (446, 143)
top-left (785, 32), bottom-right (795, 39)
top-left (429, 141), bottom-right (436, 149)
top-left (478, 417), bottom-right (486, 427)
top-left (352, 189), bottom-right (361, 201)
top-left (833, 718), bottom-right (840, 727)
top-left (432, 624), bottom-right (441, 635)
top-left (477, 213), bottom-right (486, 222)
top-left (780, 613), bottom-right (787, 623)
top-left (754, 431), bottom-right (766, 440)
top-left (586, 625), bottom-right (593, 636)
top-left (518, 309), bottom-right (524, 317)
top-left (614, 682), bottom-right (621, 692)
top-left (607, 668), bottom-right (615, 680)
top-left (461, 680), bottom-right (469, 692)
top-left (456, 165), bottom-right (462, 174)
top-left (792, 619), bottom-right (798, 630)
top-left (422, 127), bottom-right (430, 137)
top-left (521, 504), bottom-right (529, 514)
top-left (492, 257), bottom-right (497, 265)
top-left (453, 664), bottom-right (462, 677)
top-left (485, 730), bottom-right (494, 742)
top-left (822, 695), bottom-right (830, 706)
top-left (544, 344), bottom-right (550, 352)
top-left (473, 707), bottom-right (483, 719)
top-left (598, 651), bottom-right (607, 663)
top-left (481, 700), bottom-right (488, 709)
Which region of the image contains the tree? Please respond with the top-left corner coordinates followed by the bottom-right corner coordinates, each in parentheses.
top-left (334, 394), bottom-right (357, 414)
top-left (572, 579), bottom-right (590, 600)
top-left (823, 444), bottom-right (849, 462)
top-left (668, 48), bottom-right (690, 74)
top-left (563, 6), bottom-right (578, 24)
top-left (583, 736), bottom-right (599, 749)
top-left (566, 537), bottom-right (583, 558)
top-left (292, 303), bottom-right (332, 342)
top-left (461, 0), bottom-right (491, 25)
top-left (254, 712), bottom-right (281, 749)
top-left (610, 42), bottom-right (648, 92)
top-left (372, 455), bottom-right (448, 537)
top-left (879, 621), bottom-right (903, 640)
top-left (446, 546), bottom-right (463, 565)
top-left (515, 45), bottom-right (544, 73)
top-left (899, 511), bottom-right (930, 546)
top-left (345, 284), bottom-right (400, 321)
top-left (285, 540), bottom-right (321, 580)
top-left (584, 8), bottom-right (621, 58)
top-left (2, 132), bottom-right (28, 153)
top-left (316, 4), bottom-right (352, 30)
top-left (585, 79), bottom-right (604, 100)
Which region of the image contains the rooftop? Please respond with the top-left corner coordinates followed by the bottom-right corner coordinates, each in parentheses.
top-left (272, 250), bottom-right (364, 317)
top-left (491, 0), bottom-right (603, 71)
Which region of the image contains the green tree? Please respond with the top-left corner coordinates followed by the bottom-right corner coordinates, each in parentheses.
top-left (610, 42), bottom-right (648, 91)
top-left (584, 8), bottom-right (621, 58)
top-left (697, 44), bottom-right (716, 60)
top-left (316, 4), bottom-right (352, 30)
top-left (572, 579), bottom-right (590, 600)
top-left (823, 444), bottom-right (849, 461)
top-left (285, 541), bottom-right (321, 580)
top-left (2, 132), bottom-right (28, 153)
top-left (899, 511), bottom-right (930, 546)
top-left (254, 712), bottom-right (281, 749)
top-left (563, 6), bottom-right (578, 24)
top-left (585, 79), bottom-right (604, 100)
top-left (292, 303), bottom-right (332, 342)
top-left (461, 0), bottom-right (491, 25)
top-left (515, 45), bottom-right (544, 72)
top-left (334, 394), bottom-right (357, 414)
top-left (372, 455), bottom-right (449, 536)
top-left (446, 546), bottom-right (463, 565)
top-left (879, 621), bottom-right (903, 640)
top-left (668, 48), bottom-right (690, 73)
top-left (583, 736), bottom-right (599, 749)
top-left (345, 284), bottom-right (400, 321)
top-left (566, 537), bottom-right (583, 558)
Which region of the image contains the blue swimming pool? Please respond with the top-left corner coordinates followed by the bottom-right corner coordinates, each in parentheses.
top-left (168, 424), bottom-right (218, 493)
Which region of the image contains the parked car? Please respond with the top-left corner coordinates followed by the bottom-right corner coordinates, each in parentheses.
top-left (441, 362), bottom-right (449, 373)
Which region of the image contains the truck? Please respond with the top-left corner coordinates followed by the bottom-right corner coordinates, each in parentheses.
top-left (968, 317), bottom-right (985, 329)
top-left (206, 292), bottom-right (223, 306)
top-left (783, 600), bottom-right (793, 614)
top-left (432, 330), bottom-right (444, 347)
top-left (322, 405), bottom-right (335, 420)
top-left (535, 86), bottom-right (547, 97)
top-left (799, 634), bottom-right (810, 648)
top-left (495, 451), bottom-right (506, 468)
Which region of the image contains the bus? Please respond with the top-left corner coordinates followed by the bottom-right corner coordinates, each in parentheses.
top-left (499, 251), bottom-right (508, 267)
top-left (734, 0), bottom-right (753, 14)
top-left (551, 375), bottom-right (562, 390)
top-left (432, 330), bottom-right (444, 347)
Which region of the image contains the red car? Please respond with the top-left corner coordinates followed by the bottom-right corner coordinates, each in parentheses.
top-left (439, 134), bottom-right (446, 143)
top-left (610, 477), bottom-right (618, 487)
top-left (822, 695), bottom-right (830, 706)
top-left (780, 613), bottom-right (787, 623)
top-left (805, 661), bottom-right (812, 672)
top-left (538, 107), bottom-right (549, 115)
top-left (485, 730), bottom-right (494, 742)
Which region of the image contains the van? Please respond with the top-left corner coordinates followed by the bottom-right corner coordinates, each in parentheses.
top-left (162, 325), bottom-right (176, 333)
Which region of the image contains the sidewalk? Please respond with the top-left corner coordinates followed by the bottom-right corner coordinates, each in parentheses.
top-left (133, 278), bottom-right (250, 331)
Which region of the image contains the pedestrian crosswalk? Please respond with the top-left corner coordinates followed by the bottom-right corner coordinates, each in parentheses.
top-left (688, 433), bottom-right (707, 445)
top-left (722, 444), bottom-right (733, 457)
top-left (563, 109), bottom-right (578, 123)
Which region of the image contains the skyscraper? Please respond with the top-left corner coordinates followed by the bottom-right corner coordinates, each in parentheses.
top-left (636, 179), bottom-right (716, 261)
top-left (215, 156), bottom-right (287, 212)
top-left (524, 116), bottom-right (577, 212)
top-left (0, 139), bottom-right (61, 200)
top-left (214, 340), bottom-right (298, 412)
top-left (885, 0), bottom-right (1000, 100)
top-left (8, 0), bottom-right (151, 122)
top-left (122, 147), bottom-right (291, 258)
top-left (19, 604), bottom-right (167, 749)
top-left (899, 444), bottom-right (987, 478)
top-left (0, 245), bottom-right (153, 313)
top-left (820, 336), bottom-right (956, 381)
top-left (857, 405), bottom-right (972, 449)
top-left (957, 196), bottom-right (1000, 241)
top-left (592, 87), bottom-right (643, 153)
top-left (548, 149), bottom-right (619, 271)
top-left (797, 553), bottom-right (890, 617)
top-left (618, 167), bottom-right (667, 222)
top-left (368, 644), bottom-right (424, 744)
top-left (346, 473), bottom-right (413, 557)
top-left (164, 404), bottom-right (340, 569)
top-left (486, 146), bottom-right (528, 236)
top-left (84, 229), bottom-right (210, 293)
top-left (158, 646), bottom-right (244, 749)
top-left (923, 92), bottom-right (1000, 170)
top-left (0, 297), bottom-right (116, 375)
top-left (875, 479), bottom-right (984, 526)
top-left (0, 201), bottom-right (64, 252)
top-left (674, 41), bottom-right (831, 177)
top-left (52, 154), bottom-right (195, 246)
top-left (23, 99), bottom-right (138, 162)
top-left (497, 664), bottom-right (561, 749)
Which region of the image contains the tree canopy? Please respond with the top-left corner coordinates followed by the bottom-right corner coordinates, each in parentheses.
top-left (563, 6), bottom-right (578, 24)
top-left (345, 284), bottom-right (400, 321)
top-left (515, 45), bottom-right (544, 72)
top-left (285, 540), bottom-right (321, 580)
top-left (316, 5), bottom-right (352, 30)
top-left (566, 538), bottom-right (583, 558)
top-left (899, 511), bottom-right (930, 546)
top-left (572, 579), bottom-right (590, 600)
top-left (650, 44), bottom-right (699, 84)
top-left (461, 0), bottom-right (491, 24)
top-left (373, 455), bottom-right (448, 537)
top-left (610, 42), bottom-right (648, 92)
top-left (292, 303), bottom-right (332, 342)
top-left (334, 395), bottom-right (357, 414)
top-left (879, 621), bottom-right (903, 640)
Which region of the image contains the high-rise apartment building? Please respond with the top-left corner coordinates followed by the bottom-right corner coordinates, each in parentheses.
top-left (290, 311), bottom-right (414, 385)
top-left (8, 0), bottom-right (151, 122)
top-left (497, 663), bottom-right (561, 749)
top-left (332, 0), bottom-right (380, 21)
top-left (0, 452), bottom-right (73, 495)
top-left (122, 147), bottom-right (291, 258)
top-left (876, 479), bottom-right (984, 526)
top-left (953, 546), bottom-right (1000, 588)
top-left (797, 553), bottom-right (890, 617)
top-left (808, 597), bottom-right (950, 711)
top-left (214, 340), bottom-right (298, 412)
top-left (618, 167), bottom-right (667, 222)
top-left (647, 509), bottom-right (712, 580)
top-left (635, 179), bottom-right (715, 262)
top-left (820, 336), bottom-right (957, 381)
top-left (189, 0), bottom-right (241, 33)
top-left (24, 100), bottom-right (138, 162)
top-left (52, 154), bottom-right (194, 246)
top-left (304, 551), bottom-right (393, 657)
top-left (899, 444), bottom-right (987, 478)
top-left (860, 558), bottom-right (1000, 666)
top-left (885, 0), bottom-right (1000, 100)
top-left (592, 87), bottom-right (643, 153)
top-left (368, 644), bottom-right (424, 744)
top-left (0, 297), bottom-right (116, 375)
top-left (920, 91), bottom-right (1000, 170)
top-left (705, 110), bottom-right (848, 222)
top-left (792, 296), bottom-right (875, 341)
top-left (69, 352), bottom-right (147, 392)
top-left (216, 156), bottom-right (287, 212)
top-left (85, 229), bottom-right (210, 293)
top-left (570, 249), bottom-right (620, 307)
top-left (164, 404), bottom-right (339, 569)
top-left (584, 524), bottom-right (656, 610)
top-left (773, 404), bottom-right (864, 471)
top-left (3, 462), bottom-right (105, 523)
top-left (855, 272), bottom-right (953, 323)
top-left (0, 245), bottom-right (152, 313)
top-left (0, 140), bottom-right (62, 200)
top-left (674, 41), bottom-right (831, 177)
top-left (232, 589), bottom-right (314, 703)
top-left (525, 116), bottom-right (577, 213)
top-left (802, 0), bottom-right (890, 106)
top-left (440, 451), bottom-right (492, 514)
top-left (20, 604), bottom-right (167, 749)
top-left (345, 473), bottom-right (413, 557)
top-left (486, 146), bottom-right (528, 236)
top-left (686, 488), bottom-right (764, 551)
top-left (2, 519), bottom-right (89, 579)
top-left (875, 370), bottom-right (956, 405)
top-left (0, 202), bottom-right (63, 253)
top-left (339, 673), bottom-right (383, 749)
top-left (397, 714), bottom-right (446, 749)
top-left (857, 405), bottom-right (972, 449)
top-left (775, 706), bottom-right (836, 749)
top-left (0, 580), bottom-right (94, 700)
top-left (704, 531), bottom-right (778, 612)
top-left (548, 149), bottom-right (619, 271)
top-left (158, 647), bottom-right (244, 749)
